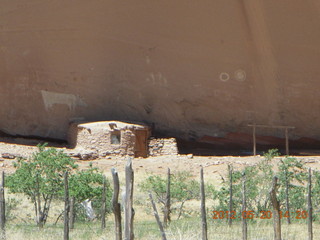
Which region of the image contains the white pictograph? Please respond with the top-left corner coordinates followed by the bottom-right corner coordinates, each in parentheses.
top-left (234, 69), bottom-right (246, 81)
top-left (219, 72), bottom-right (230, 82)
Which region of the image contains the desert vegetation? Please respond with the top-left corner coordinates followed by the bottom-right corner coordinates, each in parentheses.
top-left (0, 147), bottom-right (319, 239)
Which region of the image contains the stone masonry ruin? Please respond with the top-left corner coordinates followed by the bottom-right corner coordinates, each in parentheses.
top-left (68, 121), bottom-right (151, 158)
top-left (148, 137), bottom-right (178, 156)
top-left (68, 121), bottom-right (179, 158)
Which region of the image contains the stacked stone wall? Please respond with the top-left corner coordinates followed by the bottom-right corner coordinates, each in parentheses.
top-left (68, 122), bottom-right (138, 158)
top-left (148, 137), bottom-right (178, 156)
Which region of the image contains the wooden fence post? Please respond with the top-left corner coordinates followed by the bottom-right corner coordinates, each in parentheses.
top-left (284, 168), bottom-right (291, 224)
top-left (69, 196), bottom-right (75, 230)
top-left (101, 175), bottom-right (106, 229)
top-left (242, 173), bottom-right (247, 240)
top-left (285, 128), bottom-right (289, 156)
top-left (308, 168), bottom-right (313, 240)
top-left (228, 165), bottom-right (233, 227)
top-left (125, 158), bottom-right (134, 240)
top-left (163, 168), bottom-right (171, 228)
top-left (0, 171), bottom-right (5, 240)
top-left (270, 176), bottom-right (281, 240)
top-left (149, 193), bottom-right (167, 240)
top-left (64, 171), bottom-right (70, 240)
top-left (111, 168), bottom-right (122, 240)
top-left (253, 125), bottom-right (256, 156)
top-left (200, 168), bottom-right (208, 240)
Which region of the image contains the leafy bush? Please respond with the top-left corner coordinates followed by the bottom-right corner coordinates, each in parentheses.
top-left (140, 171), bottom-right (206, 218)
top-left (311, 170), bottom-right (320, 220)
top-left (212, 165), bottom-right (261, 215)
top-left (6, 144), bottom-right (112, 226)
top-left (69, 166), bottom-right (112, 221)
top-left (277, 157), bottom-right (307, 212)
top-left (140, 171), bottom-right (200, 202)
top-left (212, 149), bottom-right (277, 215)
top-left (6, 144), bottom-right (77, 227)
top-left (212, 149), bottom-right (310, 222)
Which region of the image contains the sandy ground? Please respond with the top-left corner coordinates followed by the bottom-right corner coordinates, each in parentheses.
top-left (1, 137), bottom-right (320, 226)
top-left (1, 137), bottom-right (320, 182)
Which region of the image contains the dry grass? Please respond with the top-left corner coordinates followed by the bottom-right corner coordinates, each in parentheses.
top-left (3, 219), bottom-right (319, 240)
top-left (4, 188), bottom-right (319, 239)
top-left (4, 154), bottom-right (320, 239)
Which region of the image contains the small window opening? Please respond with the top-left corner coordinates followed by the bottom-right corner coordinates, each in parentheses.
top-left (111, 130), bottom-right (121, 144)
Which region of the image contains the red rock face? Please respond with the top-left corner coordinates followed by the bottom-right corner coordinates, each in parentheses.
top-left (0, 1), bottom-right (320, 148)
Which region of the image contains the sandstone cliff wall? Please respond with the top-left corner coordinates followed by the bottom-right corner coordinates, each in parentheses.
top-left (0, 1), bottom-right (320, 146)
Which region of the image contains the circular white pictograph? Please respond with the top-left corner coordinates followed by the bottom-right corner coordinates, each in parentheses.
top-left (219, 72), bottom-right (230, 82)
top-left (234, 69), bottom-right (246, 81)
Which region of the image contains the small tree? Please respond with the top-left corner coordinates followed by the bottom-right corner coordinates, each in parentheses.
top-left (7, 145), bottom-right (113, 227)
top-left (212, 165), bottom-right (260, 214)
top-left (69, 165), bottom-right (112, 221)
top-left (6, 144), bottom-right (77, 228)
top-left (277, 157), bottom-right (307, 213)
top-left (140, 171), bottom-right (205, 219)
top-left (212, 149), bottom-right (279, 217)
top-left (212, 150), bottom-right (311, 223)
top-left (312, 170), bottom-right (320, 221)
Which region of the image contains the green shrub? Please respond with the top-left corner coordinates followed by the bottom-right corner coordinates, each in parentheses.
top-left (6, 144), bottom-right (112, 226)
top-left (311, 170), bottom-right (320, 220)
top-left (277, 157), bottom-right (307, 213)
top-left (140, 171), bottom-right (200, 202)
top-left (6, 144), bottom-right (77, 227)
top-left (212, 149), bottom-right (311, 222)
top-left (140, 171), bottom-right (208, 218)
top-left (69, 166), bottom-right (112, 222)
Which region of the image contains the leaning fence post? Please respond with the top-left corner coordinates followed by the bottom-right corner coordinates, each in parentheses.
top-left (101, 175), bottom-right (107, 229)
top-left (270, 176), bottom-right (281, 240)
top-left (149, 193), bottom-right (167, 240)
top-left (242, 172), bottom-right (247, 240)
top-left (163, 168), bottom-right (171, 228)
top-left (111, 168), bottom-right (122, 240)
top-left (0, 171), bottom-right (5, 240)
top-left (228, 165), bottom-right (233, 227)
top-left (64, 171), bottom-right (70, 240)
top-left (125, 158), bottom-right (134, 240)
top-left (69, 196), bottom-right (75, 230)
top-left (307, 168), bottom-right (313, 240)
top-left (200, 168), bottom-right (208, 240)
